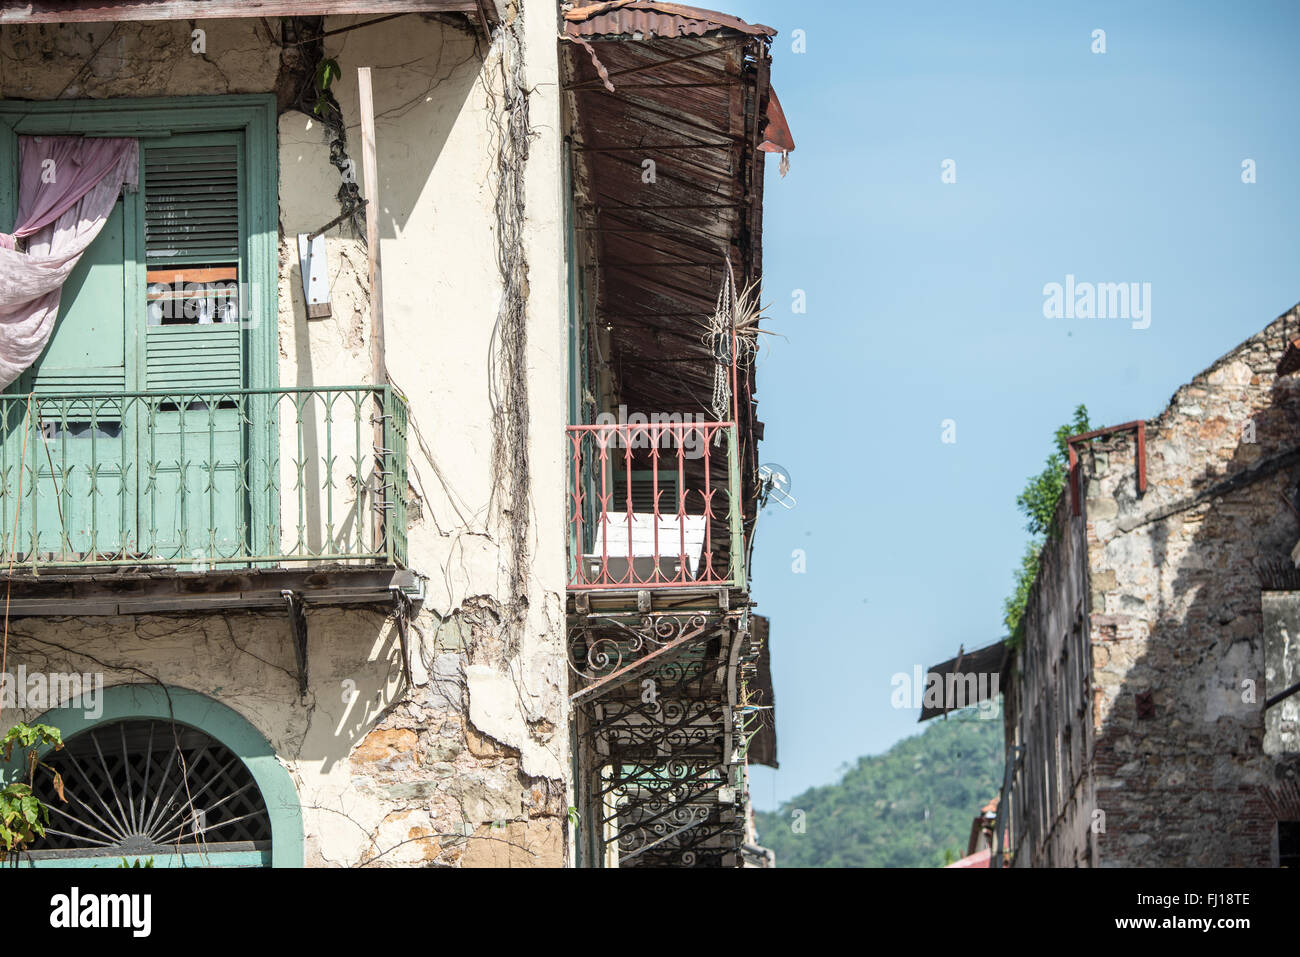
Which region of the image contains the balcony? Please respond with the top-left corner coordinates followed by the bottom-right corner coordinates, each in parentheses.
top-left (566, 420), bottom-right (745, 591)
top-left (0, 386), bottom-right (408, 571)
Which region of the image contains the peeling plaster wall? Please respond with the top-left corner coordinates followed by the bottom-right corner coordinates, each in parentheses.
top-left (1021, 304), bottom-right (1300, 867)
top-left (0, 20), bottom-right (283, 98)
top-left (0, 5), bottom-right (570, 868)
top-left (6, 608), bottom-right (564, 866)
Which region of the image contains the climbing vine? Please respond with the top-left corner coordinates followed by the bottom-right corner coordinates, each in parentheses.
top-left (485, 15), bottom-right (533, 655)
top-left (282, 17), bottom-right (365, 236)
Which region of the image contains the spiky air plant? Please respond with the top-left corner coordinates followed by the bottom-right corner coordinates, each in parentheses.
top-left (704, 260), bottom-right (773, 421)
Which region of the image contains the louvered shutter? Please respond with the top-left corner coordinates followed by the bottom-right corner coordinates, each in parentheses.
top-left (142, 139), bottom-right (243, 394)
top-left (622, 469), bottom-right (680, 513)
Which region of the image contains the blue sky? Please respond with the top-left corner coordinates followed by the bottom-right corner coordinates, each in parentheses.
top-left (735, 0), bottom-right (1300, 810)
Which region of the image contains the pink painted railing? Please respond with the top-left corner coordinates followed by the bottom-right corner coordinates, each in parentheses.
top-left (566, 420), bottom-right (744, 590)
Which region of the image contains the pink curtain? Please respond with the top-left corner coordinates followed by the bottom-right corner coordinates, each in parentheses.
top-left (0, 136), bottom-right (138, 389)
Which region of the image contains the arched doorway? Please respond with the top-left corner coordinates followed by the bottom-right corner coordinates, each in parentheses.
top-left (2, 684), bottom-right (303, 868)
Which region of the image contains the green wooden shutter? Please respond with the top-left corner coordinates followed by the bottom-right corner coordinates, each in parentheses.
top-left (0, 97), bottom-right (279, 567)
top-left (624, 469), bottom-right (679, 512)
top-left (28, 198), bottom-right (133, 395)
top-left (144, 144), bottom-right (239, 262)
top-left (140, 133), bottom-right (247, 560)
top-left (142, 136), bottom-right (243, 394)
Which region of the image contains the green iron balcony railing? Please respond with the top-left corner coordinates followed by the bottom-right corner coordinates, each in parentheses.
top-left (0, 386), bottom-right (408, 570)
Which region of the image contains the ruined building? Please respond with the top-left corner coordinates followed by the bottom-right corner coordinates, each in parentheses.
top-left (0, 1), bottom-right (787, 868)
top-left (1000, 302), bottom-right (1300, 867)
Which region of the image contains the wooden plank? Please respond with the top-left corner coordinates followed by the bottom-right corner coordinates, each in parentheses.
top-left (1, 566), bottom-right (418, 615)
top-left (358, 65), bottom-right (385, 393)
top-left (4, 592), bottom-right (391, 615)
top-left (358, 65), bottom-right (387, 557)
top-left (146, 271), bottom-right (238, 286)
top-left (0, 1), bottom-right (479, 23)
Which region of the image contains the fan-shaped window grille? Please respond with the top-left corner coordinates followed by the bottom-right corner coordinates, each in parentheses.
top-left (26, 719), bottom-right (271, 864)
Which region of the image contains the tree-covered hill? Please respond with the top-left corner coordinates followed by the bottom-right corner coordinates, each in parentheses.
top-left (755, 714), bottom-right (1004, 867)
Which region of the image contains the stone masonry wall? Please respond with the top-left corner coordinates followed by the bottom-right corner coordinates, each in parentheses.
top-left (1075, 303), bottom-right (1300, 866)
top-left (3, 610), bottom-right (566, 866)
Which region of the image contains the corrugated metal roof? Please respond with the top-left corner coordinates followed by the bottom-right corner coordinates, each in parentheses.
top-left (562, 10), bottom-right (779, 538)
top-left (565, 1), bottom-right (776, 39)
top-left (944, 847), bottom-right (992, 868)
top-left (918, 639), bottom-right (1008, 721)
top-left (759, 85), bottom-right (794, 154)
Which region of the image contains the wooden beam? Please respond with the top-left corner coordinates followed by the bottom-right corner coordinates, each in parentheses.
top-left (0, 566), bottom-right (419, 616)
top-left (563, 44), bottom-right (738, 93)
top-left (472, 0), bottom-right (494, 40)
top-left (358, 65), bottom-right (388, 557)
top-left (0, 1), bottom-right (479, 22)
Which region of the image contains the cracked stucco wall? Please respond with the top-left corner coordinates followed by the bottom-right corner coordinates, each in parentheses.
top-left (0, 7), bottom-right (570, 867)
top-left (4, 609), bottom-right (564, 866)
top-left (0, 20), bottom-right (283, 98)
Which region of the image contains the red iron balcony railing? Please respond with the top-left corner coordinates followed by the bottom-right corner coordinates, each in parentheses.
top-left (566, 420), bottom-right (745, 590)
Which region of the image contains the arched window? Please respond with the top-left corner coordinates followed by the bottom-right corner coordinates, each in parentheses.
top-left (27, 719), bottom-right (273, 867)
top-left (2, 684), bottom-right (303, 868)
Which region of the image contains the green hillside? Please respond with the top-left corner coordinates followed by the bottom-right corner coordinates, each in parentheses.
top-left (754, 714), bottom-right (1004, 867)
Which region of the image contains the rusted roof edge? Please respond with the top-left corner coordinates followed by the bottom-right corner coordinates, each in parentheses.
top-left (917, 639), bottom-right (1008, 722)
top-left (565, 1), bottom-right (776, 40)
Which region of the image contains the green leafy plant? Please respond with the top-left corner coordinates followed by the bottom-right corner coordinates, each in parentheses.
top-left (1003, 405), bottom-right (1091, 646)
top-left (312, 57), bottom-right (342, 117)
top-left (1002, 541), bottom-right (1042, 640)
top-left (0, 722), bottom-right (66, 861)
top-left (118, 857), bottom-right (155, 868)
top-left (1015, 404), bottom-right (1091, 538)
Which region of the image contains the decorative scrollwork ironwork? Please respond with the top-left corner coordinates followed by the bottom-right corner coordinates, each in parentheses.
top-left (570, 609), bottom-right (748, 866)
top-left (568, 613), bottom-right (710, 685)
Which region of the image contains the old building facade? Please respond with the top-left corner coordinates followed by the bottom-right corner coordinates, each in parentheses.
top-left (0, 1), bottom-right (785, 868)
top-left (1002, 302), bottom-right (1300, 867)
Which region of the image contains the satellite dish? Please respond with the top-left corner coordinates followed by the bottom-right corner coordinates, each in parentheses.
top-left (758, 463), bottom-right (797, 510)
